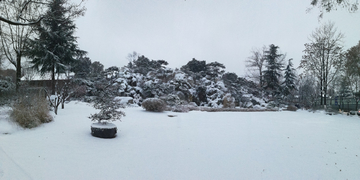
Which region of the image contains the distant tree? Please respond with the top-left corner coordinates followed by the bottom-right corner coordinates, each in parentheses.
top-left (222, 72), bottom-right (238, 95)
top-left (246, 46), bottom-right (267, 88)
top-left (298, 75), bottom-right (317, 108)
top-left (206, 61), bottom-right (225, 80)
top-left (127, 51), bottom-right (140, 69)
top-left (222, 72), bottom-right (238, 84)
top-left (181, 58), bottom-right (207, 74)
top-left (300, 22), bottom-right (344, 106)
top-left (309, 0), bottom-right (359, 18)
top-left (104, 66), bottom-right (120, 79)
top-left (343, 41), bottom-right (360, 93)
top-left (90, 61), bottom-right (104, 76)
top-left (71, 56), bottom-right (91, 78)
top-left (132, 55), bottom-right (168, 75)
top-left (263, 44), bottom-right (283, 97)
top-left (181, 58), bottom-right (207, 83)
top-left (282, 59), bottom-right (297, 99)
top-left (222, 72), bottom-right (249, 106)
top-left (25, 0), bottom-right (86, 94)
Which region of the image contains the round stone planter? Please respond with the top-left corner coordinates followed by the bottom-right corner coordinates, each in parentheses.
top-left (91, 122), bottom-right (117, 138)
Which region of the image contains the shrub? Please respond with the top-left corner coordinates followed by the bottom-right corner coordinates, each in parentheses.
top-left (223, 93), bottom-right (235, 108)
top-left (142, 98), bottom-right (167, 112)
top-left (286, 105), bottom-right (297, 111)
top-left (10, 94), bottom-right (53, 128)
top-left (160, 94), bottom-right (181, 106)
top-left (0, 79), bottom-right (15, 92)
top-left (71, 85), bottom-right (87, 98)
top-left (89, 88), bottom-right (125, 124)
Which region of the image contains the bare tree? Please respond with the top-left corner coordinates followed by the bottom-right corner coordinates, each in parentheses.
top-left (0, 0), bottom-right (45, 91)
top-left (127, 51), bottom-right (140, 69)
top-left (0, 0), bottom-right (85, 26)
top-left (21, 61), bottom-right (38, 81)
top-left (245, 46), bottom-right (267, 88)
top-left (0, 0), bottom-right (47, 26)
top-left (300, 21), bottom-right (344, 107)
top-left (309, 0), bottom-right (359, 18)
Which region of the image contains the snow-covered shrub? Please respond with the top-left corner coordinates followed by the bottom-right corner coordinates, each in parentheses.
top-left (239, 95), bottom-right (252, 108)
top-left (71, 85), bottom-right (87, 98)
top-left (193, 86), bottom-right (207, 106)
top-left (10, 94), bottom-right (53, 128)
top-left (89, 85), bottom-right (125, 124)
top-left (114, 96), bottom-right (133, 106)
top-left (250, 99), bottom-right (261, 106)
top-left (205, 81), bottom-right (227, 107)
top-left (266, 101), bottom-right (278, 109)
top-left (286, 105), bottom-right (297, 111)
top-left (142, 98), bottom-right (167, 112)
top-left (223, 93), bottom-right (235, 108)
top-left (161, 94), bottom-right (181, 106)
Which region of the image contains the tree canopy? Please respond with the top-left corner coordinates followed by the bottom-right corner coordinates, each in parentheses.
top-left (25, 0), bottom-right (86, 94)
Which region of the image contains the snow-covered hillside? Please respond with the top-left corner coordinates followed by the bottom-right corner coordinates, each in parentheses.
top-left (1, 102), bottom-right (360, 180)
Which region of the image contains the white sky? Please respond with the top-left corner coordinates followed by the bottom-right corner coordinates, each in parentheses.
top-left (74, 0), bottom-right (360, 77)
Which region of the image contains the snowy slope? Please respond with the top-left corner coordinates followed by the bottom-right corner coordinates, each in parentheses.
top-left (1, 102), bottom-right (360, 180)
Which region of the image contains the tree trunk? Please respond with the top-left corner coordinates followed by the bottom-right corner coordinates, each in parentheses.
top-left (324, 86), bottom-right (327, 106)
top-left (51, 65), bottom-right (55, 95)
top-left (259, 71), bottom-right (263, 89)
top-left (15, 53), bottom-right (21, 92)
top-left (320, 79), bottom-right (323, 106)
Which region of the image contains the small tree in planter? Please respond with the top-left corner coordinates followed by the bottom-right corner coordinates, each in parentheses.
top-left (89, 82), bottom-right (125, 138)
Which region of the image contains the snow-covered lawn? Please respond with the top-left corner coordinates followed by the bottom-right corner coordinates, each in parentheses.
top-left (1, 101), bottom-right (360, 180)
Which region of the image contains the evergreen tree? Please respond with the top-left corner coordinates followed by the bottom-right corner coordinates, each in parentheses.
top-left (71, 56), bottom-right (91, 78)
top-left (263, 44), bottom-right (283, 97)
top-left (25, 0), bottom-right (86, 94)
top-left (206, 61), bottom-right (225, 80)
top-left (282, 58), bottom-right (297, 97)
top-left (90, 61), bottom-right (104, 77)
top-left (132, 55), bottom-right (168, 75)
top-left (181, 58), bottom-right (207, 74)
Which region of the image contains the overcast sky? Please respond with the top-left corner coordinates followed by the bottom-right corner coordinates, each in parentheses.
top-left (74, 0), bottom-right (360, 77)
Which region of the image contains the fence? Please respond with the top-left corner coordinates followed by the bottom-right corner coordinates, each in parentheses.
top-left (314, 97), bottom-right (360, 112)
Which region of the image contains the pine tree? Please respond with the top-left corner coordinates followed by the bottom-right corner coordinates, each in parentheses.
top-left (282, 58), bottom-right (297, 97)
top-left (25, 0), bottom-right (86, 94)
top-left (263, 44), bottom-right (283, 97)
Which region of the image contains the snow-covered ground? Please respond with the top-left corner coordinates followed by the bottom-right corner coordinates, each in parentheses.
top-left (1, 101), bottom-right (360, 180)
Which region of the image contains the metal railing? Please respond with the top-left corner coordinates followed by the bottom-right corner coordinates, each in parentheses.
top-left (314, 97), bottom-right (360, 112)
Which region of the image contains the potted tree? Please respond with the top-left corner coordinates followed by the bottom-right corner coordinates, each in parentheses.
top-left (89, 84), bottom-right (125, 138)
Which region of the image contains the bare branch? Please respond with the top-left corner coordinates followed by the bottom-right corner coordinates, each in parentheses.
top-left (0, 15), bottom-right (43, 26)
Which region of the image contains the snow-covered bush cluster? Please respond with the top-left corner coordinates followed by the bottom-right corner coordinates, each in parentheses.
top-left (66, 56), bottom-right (266, 110)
